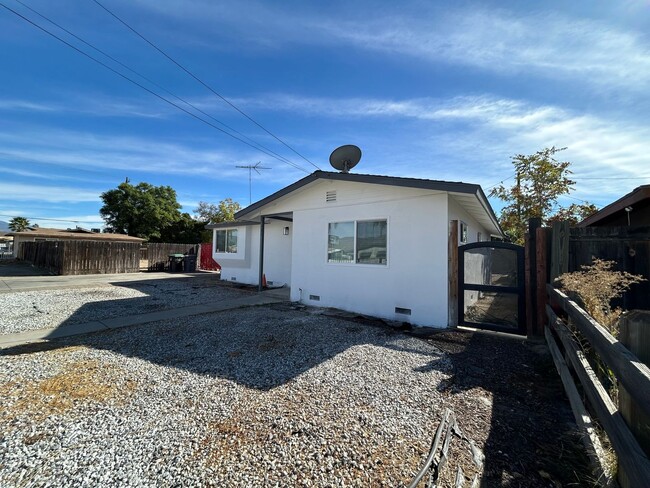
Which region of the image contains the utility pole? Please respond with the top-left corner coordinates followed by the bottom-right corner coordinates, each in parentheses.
top-left (236, 162), bottom-right (271, 205)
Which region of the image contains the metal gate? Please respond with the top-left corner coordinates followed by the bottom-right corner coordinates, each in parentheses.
top-left (458, 241), bottom-right (526, 335)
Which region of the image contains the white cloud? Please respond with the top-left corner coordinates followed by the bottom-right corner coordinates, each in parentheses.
top-left (0, 183), bottom-right (101, 203)
top-left (229, 92), bottom-right (650, 203)
top-left (0, 95), bottom-right (170, 119)
top-left (128, 2), bottom-right (650, 92)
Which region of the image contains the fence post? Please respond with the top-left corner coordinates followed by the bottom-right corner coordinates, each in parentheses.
top-left (550, 221), bottom-right (570, 283)
top-left (619, 310), bottom-right (650, 487)
top-left (535, 227), bottom-right (550, 335)
top-left (526, 218), bottom-right (542, 335)
top-left (448, 220), bottom-right (459, 327)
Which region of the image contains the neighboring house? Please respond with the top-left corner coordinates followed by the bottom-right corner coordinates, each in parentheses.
top-left (0, 233), bottom-right (13, 259)
top-left (207, 170), bottom-right (503, 328)
top-left (8, 227), bottom-right (144, 257)
top-left (579, 185), bottom-right (650, 227)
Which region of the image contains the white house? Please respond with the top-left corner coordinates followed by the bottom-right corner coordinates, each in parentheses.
top-left (208, 170), bottom-right (503, 328)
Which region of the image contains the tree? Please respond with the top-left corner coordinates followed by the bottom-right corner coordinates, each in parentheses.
top-left (194, 198), bottom-right (241, 223)
top-left (155, 213), bottom-right (211, 243)
top-left (8, 216), bottom-right (30, 232)
top-left (489, 147), bottom-right (597, 244)
top-left (100, 182), bottom-right (181, 240)
top-left (547, 203), bottom-right (598, 226)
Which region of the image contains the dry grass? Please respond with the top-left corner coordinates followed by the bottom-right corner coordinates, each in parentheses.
top-left (1, 350), bottom-right (136, 425)
top-left (556, 258), bottom-right (645, 335)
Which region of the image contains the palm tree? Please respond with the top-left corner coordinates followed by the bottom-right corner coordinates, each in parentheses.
top-left (8, 216), bottom-right (30, 232)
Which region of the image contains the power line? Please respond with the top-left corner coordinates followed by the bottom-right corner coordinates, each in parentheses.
top-left (485, 172), bottom-right (649, 191)
top-left (0, 2), bottom-right (309, 173)
top-left (13, 0), bottom-right (306, 173)
top-left (91, 0), bottom-right (321, 171)
top-left (573, 176), bottom-right (650, 180)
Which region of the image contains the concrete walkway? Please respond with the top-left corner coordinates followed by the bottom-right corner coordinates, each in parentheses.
top-left (0, 289), bottom-right (288, 348)
top-left (0, 270), bottom-right (214, 293)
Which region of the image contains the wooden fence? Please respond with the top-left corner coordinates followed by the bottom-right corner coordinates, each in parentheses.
top-left (20, 240), bottom-right (141, 275)
top-left (524, 222), bottom-right (650, 336)
top-left (546, 285), bottom-right (650, 487)
top-left (146, 242), bottom-right (199, 271)
top-left (551, 224), bottom-right (650, 309)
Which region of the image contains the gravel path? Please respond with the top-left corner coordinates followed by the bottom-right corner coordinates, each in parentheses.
top-left (0, 306), bottom-right (456, 487)
top-left (0, 278), bottom-right (251, 334)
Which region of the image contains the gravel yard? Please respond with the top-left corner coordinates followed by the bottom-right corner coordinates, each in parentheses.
top-left (0, 305), bottom-right (465, 487)
top-left (0, 276), bottom-right (593, 487)
top-left (0, 277), bottom-right (250, 334)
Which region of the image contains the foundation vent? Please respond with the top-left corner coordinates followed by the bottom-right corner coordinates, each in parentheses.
top-left (325, 190), bottom-right (337, 202)
top-left (230, 277), bottom-right (237, 281)
top-left (395, 307), bottom-right (412, 316)
top-left (309, 294), bottom-right (321, 301)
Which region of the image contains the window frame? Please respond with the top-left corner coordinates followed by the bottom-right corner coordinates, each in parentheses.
top-left (460, 221), bottom-right (468, 244)
top-left (214, 228), bottom-right (238, 254)
top-left (327, 218), bottom-right (388, 266)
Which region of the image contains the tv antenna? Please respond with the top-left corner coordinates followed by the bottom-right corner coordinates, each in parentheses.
top-left (236, 161), bottom-right (271, 204)
top-left (329, 145), bottom-right (362, 173)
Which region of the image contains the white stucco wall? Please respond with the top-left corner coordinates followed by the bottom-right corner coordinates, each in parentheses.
top-left (213, 225), bottom-right (259, 284)
top-left (280, 180), bottom-right (449, 327)
top-left (261, 220), bottom-right (292, 286)
top-left (448, 195), bottom-right (492, 311)
top-left (215, 179), bottom-right (496, 328)
top-left (215, 220), bottom-right (293, 286)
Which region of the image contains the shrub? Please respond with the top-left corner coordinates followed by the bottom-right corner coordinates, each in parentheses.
top-left (556, 259), bottom-right (645, 336)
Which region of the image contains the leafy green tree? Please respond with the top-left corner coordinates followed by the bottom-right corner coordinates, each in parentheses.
top-left (100, 182), bottom-right (181, 240)
top-left (490, 147), bottom-right (597, 244)
top-left (155, 213), bottom-right (211, 243)
top-left (547, 203), bottom-right (598, 226)
top-left (8, 216), bottom-right (30, 232)
top-left (194, 198), bottom-right (241, 223)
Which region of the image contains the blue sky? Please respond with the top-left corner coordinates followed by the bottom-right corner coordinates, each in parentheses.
top-left (1, 0), bottom-right (650, 229)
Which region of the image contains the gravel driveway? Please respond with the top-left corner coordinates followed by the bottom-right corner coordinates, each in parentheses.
top-left (0, 278), bottom-right (250, 334)
top-left (0, 305), bottom-right (459, 487)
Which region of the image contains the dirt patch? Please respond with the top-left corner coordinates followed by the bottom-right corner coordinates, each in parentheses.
top-left (420, 328), bottom-right (596, 487)
top-left (1, 350), bottom-right (136, 423)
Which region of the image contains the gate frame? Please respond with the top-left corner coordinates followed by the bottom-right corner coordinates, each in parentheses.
top-left (458, 241), bottom-right (526, 335)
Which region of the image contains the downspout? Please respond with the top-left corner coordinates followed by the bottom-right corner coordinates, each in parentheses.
top-left (258, 216), bottom-right (265, 292)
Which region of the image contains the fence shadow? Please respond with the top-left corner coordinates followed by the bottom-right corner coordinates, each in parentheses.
top-left (413, 328), bottom-right (593, 487)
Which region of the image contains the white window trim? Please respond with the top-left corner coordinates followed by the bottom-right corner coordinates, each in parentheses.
top-left (460, 221), bottom-right (468, 244)
top-left (214, 228), bottom-right (238, 254)
top-left (326, 218), bottom-right (389, 266)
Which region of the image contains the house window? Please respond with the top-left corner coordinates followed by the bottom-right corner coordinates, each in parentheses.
top-left (477, 232), bottom-right (482, 242)
top-left (328, 219), bottom-right (387, 265)
top-left (460, 221), bottom-right (468, 244)
top-left (215, 229), bottom-right (238, 253)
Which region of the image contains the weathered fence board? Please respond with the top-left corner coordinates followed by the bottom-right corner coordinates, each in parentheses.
top-left (544, 325), bottom-right (613, 485)
top-left (20, 240), bottom-right (140, 275)
top-left (565, 226), bottom-right (650, 309)
top-left (619, 311), bottom-right (650, 460)
top-left (550, 221), bottom-right (569, 281)
top-left (548, 285), bottom-right (650, 415)
top-left (147, 243), bottom-right (199, 271)
top-left (547, 307), bottom-right (650, 486)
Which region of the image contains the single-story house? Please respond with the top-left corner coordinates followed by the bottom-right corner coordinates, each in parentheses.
top-left (208, 170), bottom-right (503, 328)
top-left (0, 233), bottom-right (13, 258)
top-left (579, 184), bottom-right (650, 227)
top-left (8, 227), bottom-right (144, 258)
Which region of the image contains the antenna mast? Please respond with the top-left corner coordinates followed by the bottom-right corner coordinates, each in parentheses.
top-left (235, 162), bottom-right (271, 204)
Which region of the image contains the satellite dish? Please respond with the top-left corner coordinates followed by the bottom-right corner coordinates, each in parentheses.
top-left (329, 145), bottom-right (361, 173)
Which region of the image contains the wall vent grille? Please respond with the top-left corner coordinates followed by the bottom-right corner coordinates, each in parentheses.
top-left (309, 294), bottom-right (321, 301)
top-left (326, 190), bottom-right (337, 202)
top-left (395, 307), bottom-right (412, 316)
